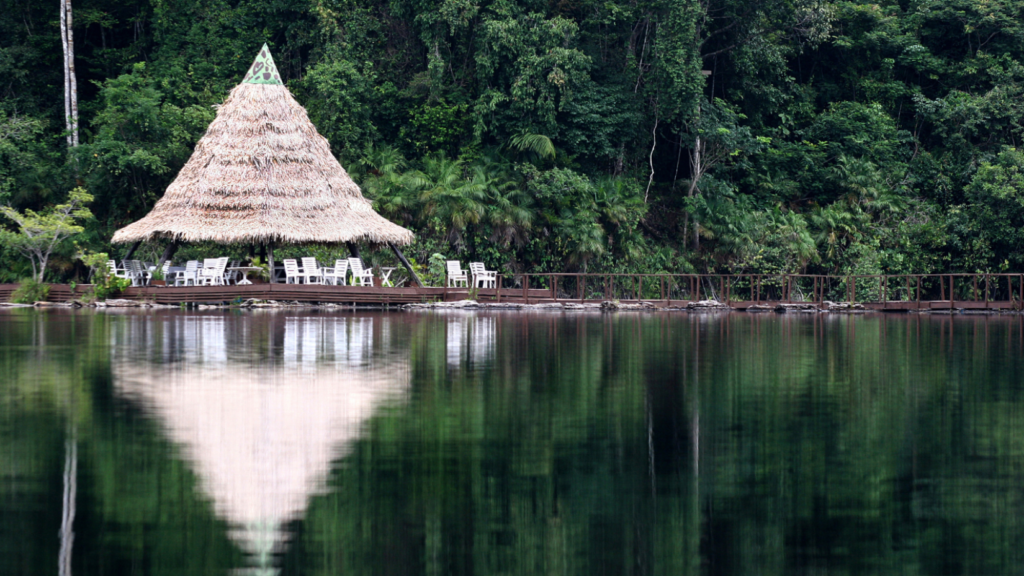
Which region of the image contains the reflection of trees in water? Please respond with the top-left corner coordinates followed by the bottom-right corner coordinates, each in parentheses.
top-left (285, 313), bottom-right (1024, 576)
top-left (5, 311), bottom-right (1024, 575)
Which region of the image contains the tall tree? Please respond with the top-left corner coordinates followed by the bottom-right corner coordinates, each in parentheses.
top-left (58, 0), bottom-right (78, 147)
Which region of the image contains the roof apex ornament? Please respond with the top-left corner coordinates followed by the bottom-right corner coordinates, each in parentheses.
top-left (242, 43), bottom-right (283, 85)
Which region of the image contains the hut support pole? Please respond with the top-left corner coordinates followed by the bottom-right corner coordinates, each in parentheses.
top-left (122, 240), bottom-right (142, 261)
top-left (267, 244), bottom-right (276, 284)
top-left (154, 241), bottom-right (179, 272)
top-left (389, 243), bottom-right (423, 287)
top-left (347, 242), bottom-right (362, 260)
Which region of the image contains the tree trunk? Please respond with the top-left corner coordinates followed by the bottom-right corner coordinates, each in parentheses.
top-left (689, 135), bottom-right (701, 252)
top-left (67, 0), bottom-right (79, 147)
top-left (59, 0), bottom-right (71, 147)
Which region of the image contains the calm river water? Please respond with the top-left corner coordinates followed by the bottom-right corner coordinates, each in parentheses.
top-left (2, 309), bottom-right (1023, 575)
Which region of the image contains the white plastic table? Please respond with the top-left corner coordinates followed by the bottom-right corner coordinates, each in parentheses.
top-left (227, 266), bottom-right (264, 285)
top-left (380, 267), bottom-right (397, 287)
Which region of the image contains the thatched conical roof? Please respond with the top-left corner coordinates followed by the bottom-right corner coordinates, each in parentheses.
top-left (111, 45), bottom-right (414, 246)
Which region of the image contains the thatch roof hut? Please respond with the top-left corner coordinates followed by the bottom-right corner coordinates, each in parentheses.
top-left (111, 45), bottom-right (413, 248)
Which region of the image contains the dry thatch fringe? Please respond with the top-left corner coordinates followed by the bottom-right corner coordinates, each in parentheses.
top-left (111, 82), bottom-right (415, 246)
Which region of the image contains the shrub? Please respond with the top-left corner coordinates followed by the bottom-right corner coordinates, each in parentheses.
top-left (90, 275), bottom-right (131, 301)
top-left (10, 278), bottom-right (49, 303)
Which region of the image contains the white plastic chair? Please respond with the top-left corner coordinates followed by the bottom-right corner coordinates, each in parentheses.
top-left (127, 260), bottom-right (151, 286)
top-left (300, 257), bottom-right (323, 284)
top-left (469, 262), bottom-right (497, 289)
top-left (175, 261), bottom-right (199, 286)
top-left (107, 260), bottom-right (129, 280)
top-left (283, 259), bottom-right (302, 284)
top-left (223, 260), bottom-right (240, 285)
top-left (198, 258), bottom-right (227, 286)
top-left (348, 258), bottom-right (374, 287)
top-left (446, 261), bottom-right (468, 287)
top-left (322, 259), bottom-right (349, 286)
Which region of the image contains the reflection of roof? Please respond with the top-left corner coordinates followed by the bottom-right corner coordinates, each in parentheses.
top-left (110, 44), bottom-right (414, 246)
top-left (112, 316), bottom-right (408, 564)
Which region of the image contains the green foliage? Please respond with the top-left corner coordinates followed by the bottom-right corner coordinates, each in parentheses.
top-left (90, 274), bottom-right (132, 301)
top-left (9, 278), bottom-right (49, 303)
top-left (0, 187), bottom-right (94, 282)
top-left (76, 64), bottom-right (214, 225)
top-left (5, 0), bottom-right (1024, 276)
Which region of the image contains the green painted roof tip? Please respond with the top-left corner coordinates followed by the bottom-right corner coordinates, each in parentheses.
top-left (242, 44), bottom-right (282, 85)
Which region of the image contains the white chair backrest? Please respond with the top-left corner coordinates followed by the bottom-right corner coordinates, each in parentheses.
top-left (283, 259), bottom-right (300, 275)
top-left (348, 258), bottom-right (365, 274)
top-left (301, 257), bottom-right (320, 272)
top-left (184, 260), bottom-right (199, 272)
top-left (161, 261), bottom-right (171, 275)
top-left (469, 262), bottom-right (486, 274)
top-left (203, 258), bottom-right (219, 270)
top-left (107, 260), bottom-right (117, 273)
top-left (446, 260), bottom-right (464, 275)
top-left (334, 259), bottom-right (349, 274)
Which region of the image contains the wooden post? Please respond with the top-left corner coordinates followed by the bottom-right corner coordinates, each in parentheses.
top-left (388, 243), bottom-right (423, 287)
top-left (154, 241), bottom-right (179, 273)
top-left (267, 244), bottom-right (275, 283)
top-left (580, 276), bottom-right (585, 303)
top-left (496, 274), bottom-right (501, 303)
top-left (941, 275), bottom-right (945, 301)
top-left (917, 276), bottom-right (921, 303)
top-left (661, 277), bottom-right (665, 301)
top-left (950, 275), bottom-right (954, 310)
top-left (551, 276), bottom-right (557, 301)
top-left (122, 240), bottom-right (142, 261)
top-left (523, 274), bottom-right (529, 304)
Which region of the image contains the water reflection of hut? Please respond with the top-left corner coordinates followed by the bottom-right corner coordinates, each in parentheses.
top-left (445, 313), bottom-right (496, 367)
top-left (112, 315), bottom-right (408, 572)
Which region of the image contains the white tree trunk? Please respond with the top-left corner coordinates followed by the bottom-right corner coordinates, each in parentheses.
top-left (59, 0), bottom-right (71, 147)
top-left (689, 135), bottom-right (702, 251)
top-left (59, 0), bottom-right (78, 147)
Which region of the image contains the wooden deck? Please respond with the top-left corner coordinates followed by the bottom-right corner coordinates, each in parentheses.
top-left (0, 283), bottom-right (558, 306)
top-left (1, 282), bottom-right (1020, 311)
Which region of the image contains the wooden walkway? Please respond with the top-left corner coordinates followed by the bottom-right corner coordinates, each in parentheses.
top-left (0, 278), bottom-right (1020, 311)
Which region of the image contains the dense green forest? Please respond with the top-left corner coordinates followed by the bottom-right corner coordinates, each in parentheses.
top-left (3, 0), bottom-right (1024, 281)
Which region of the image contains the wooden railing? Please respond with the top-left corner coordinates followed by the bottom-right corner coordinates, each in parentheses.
top-left (445, 273), bottom-right (1024, 308)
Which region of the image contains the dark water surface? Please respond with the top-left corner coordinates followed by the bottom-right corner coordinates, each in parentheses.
top-left (2, 309), bottom-right (1024, 576)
